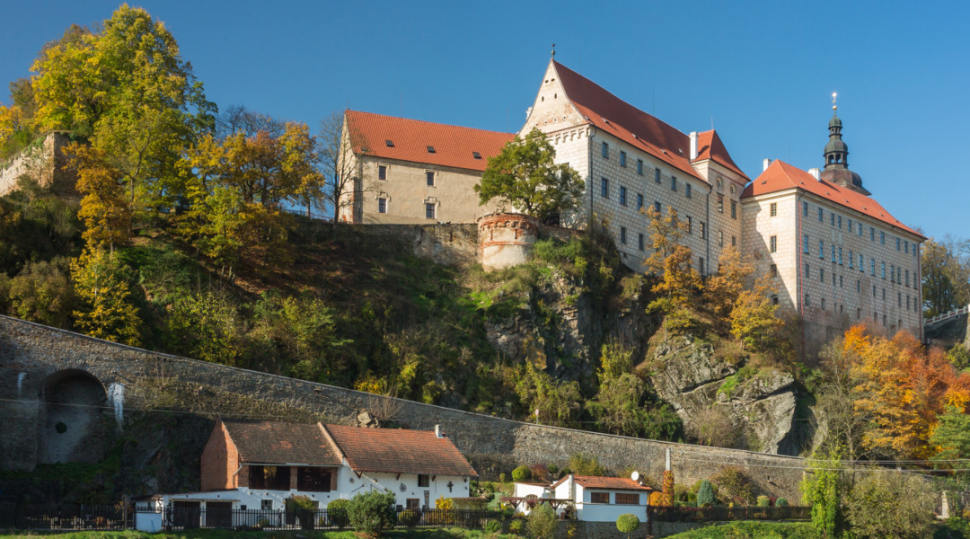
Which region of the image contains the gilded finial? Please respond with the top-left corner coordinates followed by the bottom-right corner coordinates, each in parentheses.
top-left (832, 92), bottom-right (838, 112)
top-left (551, 43), bottom-right (556, 58)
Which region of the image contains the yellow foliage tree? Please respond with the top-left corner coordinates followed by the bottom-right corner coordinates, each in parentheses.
top-left (70, 248), bottom-right (142, 346)
top-left (704, 247), bottom-right (754, 324)
top-left (729, 275), bottom-right (782, 351)
top-left (69, 143), bottom-right (132, 249)
top-left (643, 207), bottom-right (702, 334)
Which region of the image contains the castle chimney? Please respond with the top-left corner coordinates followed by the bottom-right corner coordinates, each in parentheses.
top-left (689, 132), bottom-right (698, 160)
top-left (763, 159), bottom-right (772, 171)
top-left (809, 168), bottom-right (821, 181)
top-left (435, 425), bottom-right (442, 438)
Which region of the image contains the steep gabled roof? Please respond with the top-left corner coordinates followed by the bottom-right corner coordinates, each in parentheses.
top-left (553, 61), bottom-right (747, 182)
top-left (323, 424), bottom-right (478, 477)
top-left (694, 130), bottom-right (748, 180)
top-left (742, 160), bottom-right (924, 239)
top-left (221, 419), bottom-right (341, 466)
top-left (346, 110), bottom-right (513, 172)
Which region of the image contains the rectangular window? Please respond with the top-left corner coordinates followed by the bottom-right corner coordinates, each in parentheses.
top-left (896, 237), bottom-right (901, 251)
top-left (849, 250), bottom-right (854, 268)
top-left (881, 262), bottom-right (886, 279)
top-left (418, 475), bottom-right (430, 487)
top-left (731, 201), bottom-right (737, 219)
top-left (297, 467), bottom-right (333, 492)
top-left (671, 176), bottom-right (677, 191)
top-left (426, 171), bottom-right (435, 186)
top-left (905, 270), bottom-right (910, 287)
top-left (619, 186), bottom-right (627, 206)
top-left (686, 216), bottom-right (693, 234)
top-left (590, 492), bottom-right (610, 504)
top-left (700, 221), bottom-right (706, 240)
top-left (820, 240), bottom-right (824, 259)
top-left (880, 231), bottom-right (885, 245)
top-left (249, 466), bottom-right (290, 491)
top-left (830, 213), bottom-right (835, 226)
top-left (820, 268), bottom-right (825, 282)
top-left (620, 227), bottom-right (627, 244)
top-left (654, 201), bottom-right (661, 214)
top-left (905, 240), bottom-right (909, 254)
top-left (615, 493), bottom-right (640, 505)
top-left (871, 259), bottom-right (876, 275)
top-left (601, 178), bottom-right (609, 198)
top-left (805, 264), bottom-right (811, 278)
top-left (637, 194), bottom-right (644, 211)
top-left (770, 203), bottom-right (777, 217)
top-left (870, 227), bottom-right (875, 241)
top-left (805, 294), bottom-right (810, 307)
top-left (873, 285), bottom-right (877, 297)
top-left (803, 201), bottom-right (808, 216)
top-left (654, 168), bottom-right (661, 184)
top-left (804, 235), bottom-right (809, 254)
top-left (699, 257), bottom-right (705, 275)
top-left (891, 265), bottom-right (895, 283)
top-left (859, 254), bottom-right (863, 270)
top-left (686, 183), bottom-right (692, 198)
top-left (770, 264), bottom-right (778, 276)
top-left (818, 208), bottom-right (823, 222)
top-left (637, 159), bottom-right (643, 175)
top-left (638, 233), bottom-right (644, 251)
top-left (838, 215), bottom-right (842, 229)
top-left (838, 247), bottom-right (843, 265)
top-left (831, 245), bottom-right (836, 263)
top-left (378, 165), bottom-right (387, 180)
top-left (601, 142), bottom-right (609, 159)
top-left (425, 203), bottom-right (436, 220)
top-left (858, 223), bottom-right (863, 235)
top-left (719, 231), bottom-right (724, 247)
top-left (620, 150), bottom-right (627, 167)
top-left (732, 236), bottom-right (737, 247)
top-left (821, 298), bottom-right (826, 310)
top-left (833, 273), bottom-right (836, 285)
top-left (883, 288), bottom-right (886, 300)
top-left (717, 194), bottom-right (724, 213)
top-left (899, 292), bottom-right (902, 307)
top-left (406, 499), bottom-right (420, 510)
top-left (857, 280), bottom-right (861, 293)
top-left (770, 235), bottom-right (777, 253)
top-left (848, 218), bottom-right (852, 230)
top-left (378, 198), bottom-right (387, 214)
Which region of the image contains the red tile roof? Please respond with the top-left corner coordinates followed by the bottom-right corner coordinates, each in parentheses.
top-left (553, 61), bottom-right (747, 182)
top-left (221, 419), bottom-right (341, 466)
top-left (573, 476), bottom-right (652, 491)
top-left (741, 160), bottom-right (924, 239)
top-left (694, 130), bottom-right (748, 180)
top-left (324, 424), bottom-right (478, 477)
top-left (346, 110), bottom-right (513, 172)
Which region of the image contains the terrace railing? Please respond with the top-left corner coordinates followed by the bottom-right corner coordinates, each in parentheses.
top-left (0, 503), bottom-right (131, 531)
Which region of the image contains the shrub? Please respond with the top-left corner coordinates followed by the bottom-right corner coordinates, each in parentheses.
top-left (696, 479), bottom-right (715, 507)
top-left (327, 499), bottom-right (351, 528)
top-left (616, 514), bottom-right (640, 538)
top-left (757, 495), bottom-right (770, 507)
top-left (526, 504), bottom-right (558, 539)
top-left (286, 495), bottom-right (317, 512)
top-left (485, 519), bottom-right (503, 534)
top-left (846, 472), bottom-right (934, 539)
top-left (512, 466), bottom-right (532, 482)
top-left (547, 464), bottom-right (559, 477)
top-left (568, 453), bottom-right (605, 476)
top-left (398, 509), bottom-right (421, 527)
top-left (775, 497), bottom-right (788, 507)
top-left (711, 466), bottom-right (755, 505)
top-left (452, 497), bottom-right (488, 510)
top-left (509, 519), bottom-right (524, 535)
top-left (347, 490), bottom-right (396, 536)
top-left (529, 463), bottom-right (549, 483)
top-left (500, 473), bottom-right (507, 484)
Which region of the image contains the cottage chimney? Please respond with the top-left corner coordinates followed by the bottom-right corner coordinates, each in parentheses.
top-left (435, 424), bottom-right (442, 438)
top-left (809, 168), bottom-right (821, 181)
top-left (763, 158), bottom-right (772, 171)
top-left (689, 132), bottom-right (698, 160)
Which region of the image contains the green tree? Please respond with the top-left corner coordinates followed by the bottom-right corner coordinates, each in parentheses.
top-left (515, 363), bottom-right (582, 427)
top-left (568, 454), bottom-right (605, 476)
top-left (475, 127), bottom-right (583, 223)
top-left (70, 247), bottom-right (143, 346)
top-left (930, 405), bottom-right (970, 469)
top-left (526, 503), bottom-right (558, 539)
top-left (347, 490), bottom-right (396, 536)
top-left (615, 514), bottom-right (639, 539)
top-left (845, 472), bottom-right (934, 539)
top-left (801, 449), bottom-right (846, 538)
top-left (587, 372), bottom-right (646, 437)
top-left (4, 258), bottom-right (75, 328)
top-left (696, 480), bottom-right (715, 507)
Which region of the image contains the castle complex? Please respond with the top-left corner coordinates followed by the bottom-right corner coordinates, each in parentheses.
top-left (339, 56), bottom-right (924, 359)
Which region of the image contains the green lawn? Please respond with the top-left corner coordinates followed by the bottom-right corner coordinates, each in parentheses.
top-left (0, 529), bottom-right (515, 539)
top-left (662, 521), bottom-right (820, 539)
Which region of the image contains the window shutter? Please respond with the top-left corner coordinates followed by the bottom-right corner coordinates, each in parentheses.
top-left (330, 469), bottom-right (338, 491)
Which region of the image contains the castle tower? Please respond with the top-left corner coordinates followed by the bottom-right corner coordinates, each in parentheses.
top-left (820, 103), bottom-right (871, 195)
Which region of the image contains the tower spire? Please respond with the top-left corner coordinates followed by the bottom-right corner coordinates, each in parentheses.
top-left (820, 94), bottom-right (870, 195)
top-left (551, 43), bottom-right (556, 59)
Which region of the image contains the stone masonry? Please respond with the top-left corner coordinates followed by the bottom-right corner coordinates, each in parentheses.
top-left (0, 315), bottom-right (807, 500)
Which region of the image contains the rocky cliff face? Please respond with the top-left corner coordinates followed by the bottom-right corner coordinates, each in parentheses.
top-left (652, 336), bottom-right (801, 455)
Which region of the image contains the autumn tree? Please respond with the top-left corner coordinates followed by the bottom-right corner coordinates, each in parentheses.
top-left (643, 207), bottom-right (702, 334)
top-left (69, 144), bottom-right (132, 249)
top-left (70, 248), bottom-right (143, 346)
top-left (476, 127), bottom-right (583, 223)
top-left (729, 275), bottom-right (782, 352)
top-left (703, 247), bottom-right (753, 324)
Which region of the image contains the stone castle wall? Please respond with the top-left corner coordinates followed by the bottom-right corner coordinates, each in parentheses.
top-left (0, 315), bottom-right (807, 500)
top-left (0, 132), bottom-right (76, 196)
top-left (478, 213), bottom-right (538, 271)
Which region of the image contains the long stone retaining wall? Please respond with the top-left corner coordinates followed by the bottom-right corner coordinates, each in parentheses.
top-left (0, 315), bottom-right (808, 500)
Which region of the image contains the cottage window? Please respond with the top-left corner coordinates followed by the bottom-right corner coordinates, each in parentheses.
top-left (249, 466), bottom-right (290, 490)
top-left (262, 500), bottom-right (274, 511)
top-left (406, 499), bottom-right (420, 509)
top-left (418, 475), bottom-right (430, 487)
top-left (297, 467), bottom-right (334, 492)
top-left (590, 492), bottom-right (610, 504)
top-left (615, 493), bottom-right (639, 505)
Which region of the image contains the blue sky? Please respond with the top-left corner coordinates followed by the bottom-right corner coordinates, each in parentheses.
top-left (1, 1), bottom-right (966, 241)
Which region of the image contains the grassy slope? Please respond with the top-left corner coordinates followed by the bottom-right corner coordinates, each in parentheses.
top-left (0, 529), bottom-right (515, 539)
top-left (663, 521), bottom-right (819, 539)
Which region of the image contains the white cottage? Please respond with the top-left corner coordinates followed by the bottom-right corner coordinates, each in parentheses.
top-left (511, 474), bottom-right (652, 522)
top-left (137, 419), bottom-right (477, 531)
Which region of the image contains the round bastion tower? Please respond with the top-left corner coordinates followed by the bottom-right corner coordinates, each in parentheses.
top-left (477, 213), bottom-right (539, 272)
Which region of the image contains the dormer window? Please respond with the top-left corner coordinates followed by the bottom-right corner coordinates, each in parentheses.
top-left (427, 146), bottom-right (436, 154)
top-left (472, 152), bottom-right (482, 159)
top-left (385, 140), bottom-right (395, 147)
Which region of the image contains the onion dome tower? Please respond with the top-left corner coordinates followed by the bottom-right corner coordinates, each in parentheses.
top-left (820, 97), bottom-right (871, 195)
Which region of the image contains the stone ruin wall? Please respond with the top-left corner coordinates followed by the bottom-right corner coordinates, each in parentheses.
top-left (0, 315), bottom-right (807, 500)
top-left (0, 132), bottom-right (76, 196)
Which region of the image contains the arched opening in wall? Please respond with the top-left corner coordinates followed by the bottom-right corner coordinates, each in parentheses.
top-left (38, 369), bottom-right (107, 464)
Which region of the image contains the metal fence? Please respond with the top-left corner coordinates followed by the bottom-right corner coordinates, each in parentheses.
top-left (648, 505), bottom-right (811, 522)
top-left (160, 506), bottom-right (502, 531)
top-left (0, 503), bottom-right (131, 531)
